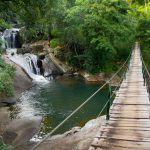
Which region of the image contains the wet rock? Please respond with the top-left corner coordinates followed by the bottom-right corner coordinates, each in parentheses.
top-left (1, 98), bottom-right (16, 106)
top-left (42, 55), bottom-right (63, 77)
top-left (2, 117), bottom-right (42, 148)
top-left (0, 107), bottom-right (11, 135)
top-left (3, 131), bottom-right (17, 144)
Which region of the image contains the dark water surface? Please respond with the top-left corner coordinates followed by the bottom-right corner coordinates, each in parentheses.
top-left (10, 77), bottom-right (108, 139)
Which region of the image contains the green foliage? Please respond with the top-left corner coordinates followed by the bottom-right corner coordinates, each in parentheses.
top-left (0, 19), bottom-right (11, 31)
top-left (50, 38), bottom-right (59, 48)
top-left (51, 29), bottom-right (62, 38)
top-left (62, 0), bottom-right (136, 73)
top-left (0, 58), bottom-right (15, 97)
top-left (0, 0), bottom-right (150, 74)
top-left (133, 2), bottom-right (150, 68)
top-left (0, 137), bottom-right (14, 150)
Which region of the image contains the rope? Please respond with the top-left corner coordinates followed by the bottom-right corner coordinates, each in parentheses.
top-left (31, 51), bottom-right (131, 150)
top-left (97, 68), bottom-right (125, 118)
top-left (141, 54), bottom-right (150, 78)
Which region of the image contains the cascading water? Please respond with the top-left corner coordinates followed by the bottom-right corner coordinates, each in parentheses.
top-left (25, 54), bottom-right (40, 75)
top-left (1, 28), bottom-right (20, 54)
top-left (1, 28), bottom-right (48, 83)
top-left (9, 54), bottom-right (48, 82)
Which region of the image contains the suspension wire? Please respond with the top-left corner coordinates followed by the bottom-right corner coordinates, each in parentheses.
top-left (31, 51), bottom-right (132, 150)
top-left (141, 54), bottom-right (150, 78)
top-left (97, 65), bottom-right (127, 118)
top-left (141, 52), bottom-right (150, 100)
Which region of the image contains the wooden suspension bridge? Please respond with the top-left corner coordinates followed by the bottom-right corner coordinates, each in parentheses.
top-left (32, 42), bottom-right (150, 150)
top-left (89, 43), bottom-right (150, 150)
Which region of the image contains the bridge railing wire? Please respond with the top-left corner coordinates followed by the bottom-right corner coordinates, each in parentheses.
top-left (141, 52), bottom-right (150, 98)
top-left (97, 51), bottom-right (133, 119)
top-left (31, 50), bottom-right (132, 150)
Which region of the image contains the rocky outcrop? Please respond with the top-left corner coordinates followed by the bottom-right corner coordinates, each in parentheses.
top-left (79, 71), bottom-right (121, 86)
top-left (17, 40), bottom-right (49, 54)
top-left (42, 55), bottom-right (63, 77)
top-left (36, 116), bottom-right (105, 150)
top-left (0, 56), bottom-right (33, 106)
top-left (0, 56), bottom-right (41, 150)
top-left (0, 107), bottom-right (10, 134)
top-left (79, 71), bottom-right (105, 83)
top-left (48, 52), bottom-right (72, 73)
top-left (2, 117), bottom-right (42, 150)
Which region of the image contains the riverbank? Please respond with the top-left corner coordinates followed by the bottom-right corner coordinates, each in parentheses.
top-left (0, 56), bottom-right (42, 149)
top-left (36, 116), bottom-right (105, 150)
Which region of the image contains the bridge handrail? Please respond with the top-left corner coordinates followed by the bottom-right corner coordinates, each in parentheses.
top-left (141, 54), bottom-right (150, 78)
top-left (31, 51), bottom-right (132, 150)
top-left (97, 71), bottom-right (124, 118)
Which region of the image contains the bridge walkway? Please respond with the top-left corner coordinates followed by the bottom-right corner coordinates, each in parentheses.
top-left (89, 44), bottom-right (150, 150)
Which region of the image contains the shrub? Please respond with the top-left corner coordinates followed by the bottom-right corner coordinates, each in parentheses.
top-left (0, 58), bottom-right (15, 97)
top-left (50, 38), bottom-right (59, 48)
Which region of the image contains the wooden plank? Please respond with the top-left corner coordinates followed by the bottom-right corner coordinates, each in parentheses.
top-left (91, 138), bottom-right (150, 148)
top-left (96, 135), bottom-right (150, 142)
top-left (91, 141), bottom-right (150, 150)
top-left (100, 126), bottom-right (150, 131)
top-left (112, 103), bottom-right (150, 105)
top-left (101, 123), bottom-right (150, 128)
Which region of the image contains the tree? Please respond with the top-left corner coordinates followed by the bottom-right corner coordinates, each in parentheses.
top-left (63, 0), bottom-right (136, 73)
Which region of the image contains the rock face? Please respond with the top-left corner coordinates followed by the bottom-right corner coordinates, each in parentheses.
top-left (79, 71), bottom-right (121, 86)
top-left (17, 40), bottom-right (49, 54)
top-left (36, 116), bottom-right (105, 150)
top-left (0, 56), bottom-right (33, 106)
top-left (0, 107), bottom-right (11, 134)
top-left (80, 72), bottom-right (105, 83)
top-left (2, 117), bottom-right (42, 150)
top-left (0, 56), bottom-right (42, 150)
top-left (42, 55), bottom-right (63, 77)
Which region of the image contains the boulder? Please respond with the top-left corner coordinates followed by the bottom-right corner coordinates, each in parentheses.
top-left (2, 117), bottom-right (42, 149)
top-left (36, 116), bottom-right (105, 150)
top-left (42, 55), bottom-right (63, 77)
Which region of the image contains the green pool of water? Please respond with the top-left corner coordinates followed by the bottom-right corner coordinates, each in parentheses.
top-left (11, 77), bottom-right (108, 138)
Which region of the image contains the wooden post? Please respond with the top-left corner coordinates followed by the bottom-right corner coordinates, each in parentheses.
top-left (106, 83), bottom-right (111, 120)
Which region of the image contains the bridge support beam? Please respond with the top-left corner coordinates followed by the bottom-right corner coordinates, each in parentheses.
top-left (106, 83), bottom-right (111, 120)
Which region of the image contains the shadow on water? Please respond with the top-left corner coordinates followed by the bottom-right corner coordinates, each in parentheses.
top-left (10, 77), bottom-right (108, 140)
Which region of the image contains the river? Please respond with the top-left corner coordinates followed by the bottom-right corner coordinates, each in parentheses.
top-left (10, 77), bottom-right (108, 140)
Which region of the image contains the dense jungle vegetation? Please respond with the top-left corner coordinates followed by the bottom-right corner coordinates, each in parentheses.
top-left (0, 0), bottom-right (150, 97)
top-left (0, 0), bottom-right (150, 72)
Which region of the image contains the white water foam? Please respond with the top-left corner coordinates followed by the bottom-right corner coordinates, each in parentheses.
top-left (8, 53), bottom-right (48, 83)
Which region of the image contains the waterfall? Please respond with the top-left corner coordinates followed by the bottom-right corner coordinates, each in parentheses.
top-left (25, 54), bottom-right (40, 75)
top-left (9, 54), bottom-right (48, 82)
top-left (2, 28), bottom-right (48, 83)
top-left (3, 28), bottom-right (19, 49)
top-left (1, 28), bottom-right (20, 54)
